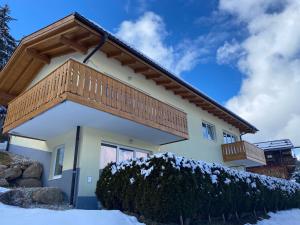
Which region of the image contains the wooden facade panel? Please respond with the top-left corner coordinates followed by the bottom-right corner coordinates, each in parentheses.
top-left (4, 59), bottom-right (188, 139)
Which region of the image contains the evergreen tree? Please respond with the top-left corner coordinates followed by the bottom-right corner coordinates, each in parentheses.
top-left (292, 160), bottom-right (300, 183)
top-left (0, 4), bottom-right (17, 70)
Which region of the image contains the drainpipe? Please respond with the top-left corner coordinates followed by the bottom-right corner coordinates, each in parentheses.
top-left (239, 132), bottom-right (246, 141)
top-left (70, 126), bottom-right (80, 206)
top-left (83, 33), bottom-right (108, 64)
top-left (5, 135), bottom-right (10, 152)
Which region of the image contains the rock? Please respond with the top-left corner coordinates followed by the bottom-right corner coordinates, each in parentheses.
top-left (0, 152), bottom-right (12, 166)
top-left (16, 178), bottom-right (42, 187)
top-left (0, 164), bottom-right (8, 172)
top-left (22, 162), bottom-right (42, 179)
top-left (32, 187), bottom-right (64, 204)
top-left (0, 178), bottom-right (9, 187)
top-left (0, 189), bottom-right (32, 207)
top-left (3, 166), bottom-right (22, 180)
top-left (0, 187), bottom-right (65, 207)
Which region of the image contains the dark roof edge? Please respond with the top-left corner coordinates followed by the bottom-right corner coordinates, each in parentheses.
top-left (73, 12), bottom-right (258, 133)
top-left (254, 139), bottom-right (293, 145)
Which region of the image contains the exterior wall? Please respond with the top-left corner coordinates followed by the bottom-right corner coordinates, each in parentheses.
top-left (9, 129), bottom-right (77, 199)
top-left (26, 49), bottom-right (241, 165)
top-left (46, 128), bottom-right (77, 198)
top-left (75, 126), bottom-right (158, 209)
top-left (10, 136), bottom-right (48, 151)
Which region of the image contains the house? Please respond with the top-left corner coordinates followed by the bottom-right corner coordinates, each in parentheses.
top-left (0, 13), bottom-right (266, 209)
top-left (247, 139), bottom-right (297, 179)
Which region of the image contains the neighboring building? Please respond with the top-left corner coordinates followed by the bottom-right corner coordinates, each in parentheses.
top-left (0, 13), bottom-right (266, 209)
top-left (247, 139), bottom-right (297, 179)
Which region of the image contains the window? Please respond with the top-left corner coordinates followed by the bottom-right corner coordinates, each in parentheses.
top-left (223, 131), bottom-right (237, 144)
top-left (53, 146), bottom-right (64, 178)
top-left (100, 144), bottom-right (117, 169)
top-left (119, 148), bottom-right (134, 162)
top-left (135, 151), bottom-right (149, 159)
top-left (202, 122), bottom-right (216, 141)
top-left (100, 143), bottom-right (150, 169)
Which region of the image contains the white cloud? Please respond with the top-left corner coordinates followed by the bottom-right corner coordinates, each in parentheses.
top-left (216, 40), bottom-right (244, 65)
top-left (218, 0), bottom-right (300, 146)
top-left (116, 12), bottom-right (210, 75)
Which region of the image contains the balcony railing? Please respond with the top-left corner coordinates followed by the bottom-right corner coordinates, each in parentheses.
top-left (222, 141), bottom-right (266, 166)
top-left (3, 59), bottom-right (188, 139)
top-left (282, 157), bottom-right (297, 166)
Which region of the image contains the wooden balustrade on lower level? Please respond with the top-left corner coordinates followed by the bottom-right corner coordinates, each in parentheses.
top-left (3, 59), bottom-right (188, 139)
top-left (222, 141), bottom-right (266, 166)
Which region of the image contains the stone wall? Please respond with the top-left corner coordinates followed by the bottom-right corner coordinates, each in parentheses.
top-left (0, 152), bottom-right (43, 188)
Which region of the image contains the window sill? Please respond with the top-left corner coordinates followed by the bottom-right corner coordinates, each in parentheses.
top-left (49, 175), bottom-right (62, 181)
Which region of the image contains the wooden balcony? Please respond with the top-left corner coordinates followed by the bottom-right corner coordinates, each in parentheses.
top-left (222, 141), bottom-right (266, 167)
top-left (3, 59), bottom-right (188, 143)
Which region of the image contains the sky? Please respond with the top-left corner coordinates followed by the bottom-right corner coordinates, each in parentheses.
top-left (1, 0), bottom-right (299, 151)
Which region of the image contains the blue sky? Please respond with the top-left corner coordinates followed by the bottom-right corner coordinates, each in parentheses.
top-left (1, 0), bottom-right (300, 148)
top-left (1, 0), bottom-right (242, 105)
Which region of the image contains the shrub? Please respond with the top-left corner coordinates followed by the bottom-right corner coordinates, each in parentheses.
top-left (96, 153), bottom-right (300, 224)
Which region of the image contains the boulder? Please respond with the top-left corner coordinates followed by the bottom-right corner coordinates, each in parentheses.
top-left (22, 162), bottom-right (42, 179)
top-left (32, 187), bottom-right (64, 204)
top-left (3, 166), bottom-right (22, 180)
top-left (0, 178), bottom-right (9, 187)
top-left (0, 189), bottom-right (32, 207)
top-left (0, 152), bottom-right (12, 166)
top-left (0, 164), bottom-right (8, 173)
top-left (16, 178), bottom-right (42, 187)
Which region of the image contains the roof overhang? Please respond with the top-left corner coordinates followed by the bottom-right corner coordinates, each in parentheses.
top-left (0, 13), bottom-right (258, 134)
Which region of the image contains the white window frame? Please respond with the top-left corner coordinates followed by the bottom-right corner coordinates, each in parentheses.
top-left (223, 130), bottom-right (238, 144)
top-left (100, 142), bottom-right (151, 169)
top-left (202, 121), bottom-right (216, 141)
top-left (52, 145), bottom-right (65, 179)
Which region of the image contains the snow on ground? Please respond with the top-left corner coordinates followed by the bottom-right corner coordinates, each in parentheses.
top-left (0, 203), bottom-right (144, 225)
top-left (0, 187), bottom-right (9, 193)
top-left (246, 209), bottom-right (300, 225)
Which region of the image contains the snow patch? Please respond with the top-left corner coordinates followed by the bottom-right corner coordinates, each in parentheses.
top-left (0, 187), bottom-right (9, 193)
top-left (246, 208), bottom-right (300, 225)
top-left (0, 203), bottom-right (144, 225)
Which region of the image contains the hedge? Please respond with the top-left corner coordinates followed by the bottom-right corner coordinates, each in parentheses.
top-left (96, 152), bottom-right (300, 224)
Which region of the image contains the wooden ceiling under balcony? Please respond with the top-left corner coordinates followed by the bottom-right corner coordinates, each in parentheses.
top-left (0, 13), bottom-right (257, 134)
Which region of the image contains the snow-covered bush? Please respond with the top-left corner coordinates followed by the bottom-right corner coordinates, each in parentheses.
top-left (96, 153), bottom-right (300, 224)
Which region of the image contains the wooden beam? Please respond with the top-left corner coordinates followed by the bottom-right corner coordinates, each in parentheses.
top-left (156, 80), bottom-right (172, 85)
top-left (165, 85), bottom-right (180, 90)
top-left (106, 50), bottom-right (122, 58)
top-left (75, 32), bottom-right (93, 42)
top-left (182, 95), bottom-right (196, 100)
top-left (134, 67), bottom-right (150, 73)
top-left (145, 74), bottom-right (161, 79)
top-left (0, 90), bottom-right (16, 104)
top-left (202, 105), bottom-right (215, 110)
top-left (189, 99), bottom-right (205, 104)
top-left (60, 35), bottom-right (88, 54)
top-left (121, 59), bottom-right (136, 66)
top-left (26, 48), bottom-right (50, 64)
top-left (174, 90), bottom-right (188, 94)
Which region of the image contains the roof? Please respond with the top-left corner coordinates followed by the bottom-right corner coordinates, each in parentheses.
top-left (0, 12), bottom-right (258, 134)
top-left (254, 139), bottom-right (294, 152)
